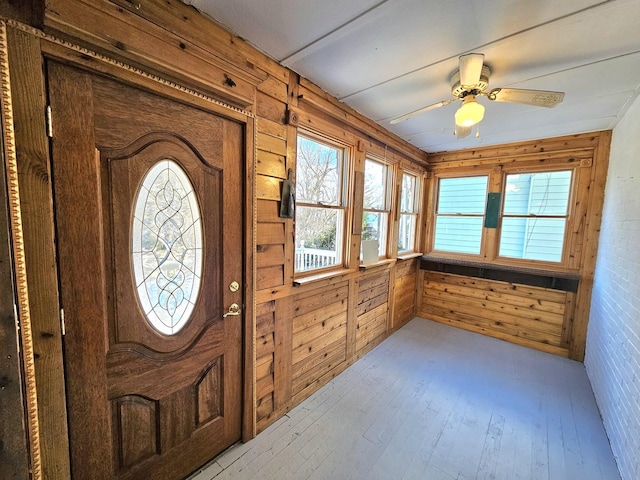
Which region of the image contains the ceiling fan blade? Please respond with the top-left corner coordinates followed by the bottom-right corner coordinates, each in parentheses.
top-left (390, 99), bottom-right (457, 124)
top-left (455, 125), bottom-right (472, 139)
top-left (486, 88), bottom-right (565, 107)
top-left (459, 53), bottom-right (485, 87)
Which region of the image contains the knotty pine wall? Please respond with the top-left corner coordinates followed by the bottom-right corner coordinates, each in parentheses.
top-left (24, 0), bottom-right (427, 440)
top-left (4, 4), bottom-right (612, 477)
top-left (250, 70), bottom-right (426, 431)
top-left (419, 132), bottom-right (611, 361)
top-left (393, 258), bottom-right (419, 330)
top-left (419, 271), bottom-right (572, 357)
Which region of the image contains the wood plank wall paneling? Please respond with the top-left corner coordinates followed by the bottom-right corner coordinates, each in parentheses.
top-left (255, 301), bottom-right (276, 430)
top-left (35, 0), bottom-right (427, 442)
top-left (393, 258), bottom-right (418, 330)
top-left (7, 3), bottom-right (609, 473)
top-left (7, 26), bottom-right (70, 478)
top-left (355, 271), bottom-right (390, 355)
top-left (421, 131), bottom-right (610, 361)
top-left (419, 271), bottom-right (569, 357)
top-left (0, 67), bottom-right (30, 478)
top-left (291, 282), bottom-right (349, 395)
top-left (46, 0), bottom-right (262, 107)
top-left (255, 84), bottom-right (289, 294)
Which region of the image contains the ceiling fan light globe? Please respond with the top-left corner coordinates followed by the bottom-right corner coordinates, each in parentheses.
top-left (455, 97), bottom-right (485, 127)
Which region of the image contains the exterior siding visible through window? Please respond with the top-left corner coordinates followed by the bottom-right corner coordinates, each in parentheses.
top-left (499, 170), bottom-right (572, 262)
top-left (428, 168), bottom-right (576, 267)
top-left (433, 176), bottom-right (488, 255)
top-left (398, 171), bottom-right (421, 254)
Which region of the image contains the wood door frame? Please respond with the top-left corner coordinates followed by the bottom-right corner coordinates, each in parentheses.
top-left (0, 38), bottom-right (31, 478)
top-left (2, 18), bottom-right (257, 479)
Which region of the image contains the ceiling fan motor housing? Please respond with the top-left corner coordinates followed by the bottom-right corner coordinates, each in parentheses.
top-left (451, 65), bottom-right (491, 97)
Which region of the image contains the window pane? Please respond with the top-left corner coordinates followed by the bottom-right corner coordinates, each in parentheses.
top-left (434, 216), bottom-right (483, 254)
top-left (504, 171), bottom-right (572, 215)
top-left (398, 214), bottom-right (416, 252)
top-left (362, 211), bottom-right (387, 256)
top-left (296, 136), bottom-right (342, 205)
top-left (132, 160), bottom-right (202, 335)
top-left (438, 176), bottom-right (488, 214)
top-left (364, 159), bottom-right (386, 210)
top-left (401, 173), bottom-right (417, 213)
top-left (295, 206), bottom-right (343, 272)
top-left (500, 217), bottom-right (566, 262)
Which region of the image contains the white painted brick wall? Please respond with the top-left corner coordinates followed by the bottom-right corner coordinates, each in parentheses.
top-left (585, 93), bottom-right (640, 480)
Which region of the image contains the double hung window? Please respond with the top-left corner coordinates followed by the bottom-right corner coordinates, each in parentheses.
top-left (430, 168), bottom-right (574, 266)
top-left (294, 134), bottom-right (349, 273)
top-left (398, 171), bottom-right (421, 254)
top-left (362, 157), bottom-right (391, 258)
top-left (499, 171), bottom-right (572, 262)
top-left (433, 175), bottom-right (488, 255)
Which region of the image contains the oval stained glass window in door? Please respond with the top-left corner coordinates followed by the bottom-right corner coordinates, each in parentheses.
top-left (132, 159), bottom-right (203, 335)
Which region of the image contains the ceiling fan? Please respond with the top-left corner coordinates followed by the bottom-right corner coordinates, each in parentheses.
top-left (390, 53), bottom-right (565, 138)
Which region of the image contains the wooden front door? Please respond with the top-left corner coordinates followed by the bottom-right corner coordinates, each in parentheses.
top-left (48, 61), bottom-right (244, 480)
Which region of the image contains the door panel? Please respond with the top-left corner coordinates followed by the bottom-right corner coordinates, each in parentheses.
top-left (48, 61), bottom-right (243, 480)
top-left (105, 136), bottom-right (221, 354)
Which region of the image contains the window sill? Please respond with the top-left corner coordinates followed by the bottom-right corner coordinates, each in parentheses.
top-left (420, 254), bottom-right (580, 292)
top-left (293, 268), bottom-right (358, 287)
top-left (359, 258), bottom-right (396, 271)
top-left (397, 252), bottom-right (423, 261)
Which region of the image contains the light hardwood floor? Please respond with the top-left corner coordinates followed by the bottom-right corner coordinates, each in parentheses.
top-left (190, 318), bottom-right (620, 480)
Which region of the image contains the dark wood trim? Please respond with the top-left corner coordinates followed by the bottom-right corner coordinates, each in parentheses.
top-left (243, 116), bottom-right (257, 441)
top-left (420, 256), bottom-right (580, 292)
top-left (8, 26), bottom-right (71, 478)
top-left (569, 130), bottom-right (611, 360)
top-left (0, 91), bottom-right (30, 480)
top-left (0, 0), bottom-right (44, 27)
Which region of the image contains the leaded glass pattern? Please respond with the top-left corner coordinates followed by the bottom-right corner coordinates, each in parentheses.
top-left (132, 159), bottom-right (203, 335)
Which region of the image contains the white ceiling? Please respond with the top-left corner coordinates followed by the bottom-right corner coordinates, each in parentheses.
top-left (184, 0), bottom-right (640, 153)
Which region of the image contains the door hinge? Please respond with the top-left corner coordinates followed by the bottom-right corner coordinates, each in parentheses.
top-left (60, 308), bottom-right (66, 336)
top-left (46, 105), bottom-right (53, 138)
top-left (14, 303), bottom-right (20, 353)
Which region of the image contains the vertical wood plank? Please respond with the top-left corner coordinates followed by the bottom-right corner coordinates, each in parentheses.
top-left (283, 124), bottom-right (296, 285)
top-left (346, 277), bottom-right (359, 360)
top-left (569, 132), bottom-right (611, 360)
top-left (0, 83), bottom-right (30, 480)
top-left (8, 27), bottom-right (71, 479)
top-left (348, 149), bottom-right (365, 268)
top-left (385, 267), bottom-right (394, 331)
top-left (388, 263), bottom-right (398, 330)
top-left (389, 167), bottom-right (401, 258)
top-left (421, 173), bottom-right (435, 253)
top-left (566, 160), bottom-right (593, 270)
top-left (242, 116), bottom-right (257, 441)
top-left (273, 296), bottom-right (293, 410)
top-left (561, 291), bottom-right (575, 347)
top-left (483, 166), bottom-right (502, 261)
top-left (48, 61), bottom-right (113, 479)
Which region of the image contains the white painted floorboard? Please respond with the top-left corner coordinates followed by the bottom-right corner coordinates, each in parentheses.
top-left (189, 318), bottom-right (621, 480)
